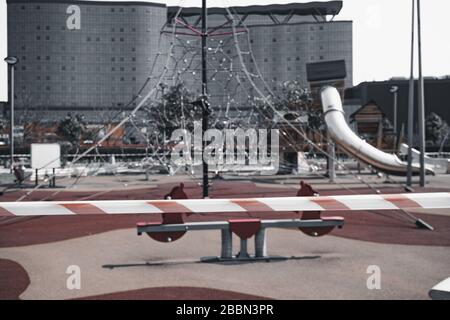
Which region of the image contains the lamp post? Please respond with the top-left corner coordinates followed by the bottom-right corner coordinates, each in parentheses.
top-left (406, 0), bottom-right (415, 188)
top-left (390, 86), bottom-right (399, 133)
top-left (201, 0), bottom-right (209, 198)
top-left (4, 56), bottom-right (18, 174)
top-left (417, 0), bottom-right (426, 187)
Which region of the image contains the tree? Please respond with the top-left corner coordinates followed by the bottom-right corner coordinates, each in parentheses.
top-left (56, 113), bottom-right (87, 149)
top-left (253, 80), bottom-right (312, 129)
top-left (145, 83), bottom-right (206, 143)
top-left (425, 112), bottom-right (449, 147)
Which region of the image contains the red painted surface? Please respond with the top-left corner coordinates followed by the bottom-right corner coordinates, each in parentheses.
top-left (0, 207), bottom-right (13, 216)
top-left (61, 203), bottom-right (106, 215)
top-left (228, 219), bottom-right (261, 239)
top-left (146, 183), bottom-right (188, 243)
top-left (297, 181), bottom-right (344, 237)
top-left (1, 182), bottom-right (449, 247)
top-left (231, 199), bottom-right (273, 212)
top-left (383, 194), bottom-right (421, 209)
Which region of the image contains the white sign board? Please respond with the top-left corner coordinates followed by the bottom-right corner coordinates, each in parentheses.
top-left (31, 143), bottom-right (61, 169)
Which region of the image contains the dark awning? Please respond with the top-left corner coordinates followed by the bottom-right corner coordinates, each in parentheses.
top-left (168, 1), bottom-right (343, 19)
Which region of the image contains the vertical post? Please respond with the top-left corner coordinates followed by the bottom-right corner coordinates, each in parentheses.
top-left (407, 0), bottom-right (415, 187)
top-left (9, 66), bottom-right (15, 174)
top-left (393, 90), bottom-right (398, 133)
top-left (52, 168), bottom-right (56, 188)
top-left (220, 229), bottom-right (232, 259)
top-left (201, 0), bottom-right (209, 198)
top-left (4, 57), bottom-right (18, 174)
top-left (417, 0), bottom-right (426, 187)
top-left (327, 141), bottom-right (335, 183)
top-left (255, 228), bottom-right (267, 258)
top-left (238, 238), bottom-right (249, 259)
top-left (35, 169), bottom-right (38, 187)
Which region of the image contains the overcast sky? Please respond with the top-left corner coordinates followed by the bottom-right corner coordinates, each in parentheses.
top-left (1, 0), bottom-right (449, 101)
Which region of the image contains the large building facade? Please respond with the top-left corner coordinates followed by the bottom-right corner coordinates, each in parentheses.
top-left (6, 0), bottom-right (353, 123)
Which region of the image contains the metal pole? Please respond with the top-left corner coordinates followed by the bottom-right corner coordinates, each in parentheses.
top-left (9, 65), bottom-right (14, 174)
top-left (393, 90), bottom-right (398, 133)
top-left (417, 0), bottom-right (426, 187)
top-left (201, 0), bottom-right (209, 198)
top-left (407, 0), bottom-right (415, 187)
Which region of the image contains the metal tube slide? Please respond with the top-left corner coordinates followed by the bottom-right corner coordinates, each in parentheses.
top-left (320, 86), bottom-right (434, 176)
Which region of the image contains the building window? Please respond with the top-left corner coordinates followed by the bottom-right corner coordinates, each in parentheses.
top-left (111, 8), bottom-right (115, 12)
top-left (46, 26), bottom-right (50, 30)
top-left (36, 5), bottom-right (40, 10)
top-left (296, 56), bottom-right (300, 61)
top-left (120, 37), bottom-right (124, 42)
top-left (112, 67), bottom-right (115, 71)
top-left (46, 36), bottom-right (50, 40)
top-left (46, 56), bottom-right (50, 60)
top-left (319, 26), bottom-right (324, 30)
top-left (320, 56), bottom-right (324, 60)
top-left (46, 76), bottom-right (50, 80)
top-left (36, 36), bottom-right (41, 40)
top-left (21, 46), bottom-right (26, 50)
top-left (36, 26), bottom-right (41, 30)
top-left (111, 57), bottom-right (115, 62)
top-left (62, 66), bottom-right (66, 70)
top-left (87, 37), bottom-right (91, 42)
top-left (21, 66), bottom-right (26, 71)
top-left (120, 28), bottom-right (124, 32)
top-left (96, 37), bottom-right (100, 42)
top-left (21, 5), bottom-right (25, 10)
top-left (46, 86), bottom-right (50, 91)
top-left (272, 38), bottom-right (277, 42)
top-left (111, 38), bottom-right (115, 42)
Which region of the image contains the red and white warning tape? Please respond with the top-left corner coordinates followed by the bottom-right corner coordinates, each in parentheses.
top-left (0, 193), bottom-right (449, 217)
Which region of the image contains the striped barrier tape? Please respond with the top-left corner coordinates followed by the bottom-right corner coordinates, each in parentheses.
top-left (0, 193), bottom-right (449, 217)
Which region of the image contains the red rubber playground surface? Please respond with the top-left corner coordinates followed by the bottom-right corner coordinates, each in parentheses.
top-left (1, 181), bottom-right (450, 247)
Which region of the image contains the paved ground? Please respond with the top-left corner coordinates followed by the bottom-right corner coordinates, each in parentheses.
top-left (0, 175), bottom-right (449, 300)
top-left (1, 228), bottom-right (449, 300)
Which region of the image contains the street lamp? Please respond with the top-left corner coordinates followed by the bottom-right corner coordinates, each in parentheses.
top-left (4, 56), bottom-right (18, 173)
top-left (416, 0), bottom-right (426, 187)
top-left (390, 85), bottom-right (399, 133)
